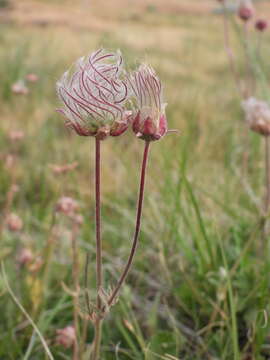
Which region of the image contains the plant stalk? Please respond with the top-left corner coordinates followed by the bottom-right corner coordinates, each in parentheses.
top-left (265, 136), bottom-right (270, 215)
top-left (92, 138), bottom-right (103, 360)
top-left (106, 141), bottom-right (150, 309)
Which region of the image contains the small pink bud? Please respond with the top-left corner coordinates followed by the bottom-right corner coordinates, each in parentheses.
top-left (49, 162), bottom-right (78, 175)
top-left (238, 1), bottom-right (254, 22)
top-left (11, 80), bottom-right (29, 95)
top-left (28, 256), bottom-right (43, 273)
top-left (71, 214), bottom-right (84, 226)
top-left (5, 154), bottom-right (16, 169)
top-left (55, 197), bottom-right (78, 216)
top-left (26, 73), bottom-right (39, 83)
top-left (8, 130), bottom-right (25, 142)
top-left (255, 19), bottom-right (268, 32)
top-left (16, 248), bottom-right (34, 266)
top-left (6, 213), bottom-right (23, 232)
top-left (55, 326), bottom-right (76, 348)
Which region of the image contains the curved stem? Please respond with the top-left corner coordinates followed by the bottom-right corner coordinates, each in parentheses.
top-left (92, 138), bottom-right (103, 360)
top-left (106, 141), bottom-right (150, 309)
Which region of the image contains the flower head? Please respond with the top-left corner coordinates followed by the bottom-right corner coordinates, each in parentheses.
top-left (255, 19), bottom-right (268, 32)
top-left (242, 97), bottom-right (270, 136)
top-left (56, 49), bottom-right (130, 140)
top-left (16, 248), bottom-right (34, 266)
top-left (128, 64), bottom-right (167, 141)
top-left (55, 197), bottom-right (78, 216)
top-left (238, 0), bottom-right (254, 22)
top-left (11, 80), bottom-right (29, 95)
top-left (6, 213), bottom-right (23, 232)
top-left (55, 325), bottom-right (76, 348)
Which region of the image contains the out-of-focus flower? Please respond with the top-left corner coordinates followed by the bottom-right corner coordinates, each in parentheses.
top-left (49, 162), bottom-right (78, 175)
top-left (28, 256), bottom-right (43, 273)
top-left (55, 325), bottom-right (76, 348)
top-left (55, 197), bottom-right (78, 216)
top-left (26, 73), bottom-right (39, 83)
top-left (255, 19), bottom-right (268, 32)
top-left (6, 213), bottom-right (23, 232)
top-left (71, 214), bottom-right (84, 226)
top-left (128, 64), bottom-right (167, 141)
top-left (4, 154), bottom-right (16, 169)
top-left (16, 248), bottom-right (34, 266)
top-left (242, 97), bottom-right (270, 136)
top-left (56, 49), bottom-right (130, 140)
top-left (238, 0), bottom-right (254, 22)
top-left (8, 130), bottom-right (25, 142)
top-left (11, 80), bottom-right (29, 95)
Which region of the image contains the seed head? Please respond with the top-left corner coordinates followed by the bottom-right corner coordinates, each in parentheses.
top-left (255, 19), bottom-right (268, 32)
top-left (238, 0), bottom-right (254, 22)
top-left (56, 49), bottom-right (130, 140)
top-left (242, 97), bottom-right (270, 136)
top-left (128, 64), bottom-right (167, 141)
top-left (55, 325), bottom-right (76, 348)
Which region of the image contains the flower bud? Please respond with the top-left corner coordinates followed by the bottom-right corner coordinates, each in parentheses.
top-left (255, 19), bottom-right (268, 32)
top-left (26, 73), bottom-right (39, 83)
top-left (55, 197), bottom-right (78, 216)
top-left (238, 0), bottom-right (254, 22)
top-left (8, 130), bottom-right (25, 142)
top-left (6, 213), bottom-right (23, 232)
top-left (11, 80), bottom-right (29, 95)
top-left (128, 65), bottom-right (168, 142)
top-left (16, 248), bottom-right (34, 266)
top-left (55, 325), bottom-right (76, 348)
top-left (242, 97), bottom-right (270, 136)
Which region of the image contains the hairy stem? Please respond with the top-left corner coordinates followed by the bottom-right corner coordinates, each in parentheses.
top-left (92, 138), bottom-right (103, 360)
top-left (106, 141), bottom-right (150, 309)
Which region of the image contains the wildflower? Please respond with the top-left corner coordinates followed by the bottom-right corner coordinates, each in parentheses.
top-left (4, 154), bottom-right (16, 169)
top-left (28, 256), bottom-right (43, 273)
top-left (55, 197), bottom-right (78, 216)
top-left (6, 213), bottom-right (23, 232)
top-left (55, 325), bottom-right (76, 348)
top-left (11, 80), bottom-right (29, 95)
top-left (49, 162), bottom-right (78, 175)
top-left (255, 19), bottom-right (268, 32)
top-left (56, 49), bottom-right (130, 140)
top-left (16, 248), bottom-right (34, 266)
top-left (71, 214), bottom-right (84, 226)
top-left (238, 0), bottom-right (254, 22)
top-left (26, 73), bottom-right (39, 83)
top-left (8, 130), bottom-right (25, 142)
top-left (242, 97), bottom-right (270, 136)
top-left (128, 64), bottom-right (167, 141)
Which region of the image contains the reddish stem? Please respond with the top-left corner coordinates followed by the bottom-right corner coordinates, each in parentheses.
top-left (106, 141), bottom-right (150, 309)
top-left (92, 138), bottom-right (103, 360)
top-left (95, 138), bottom-right (102, 307)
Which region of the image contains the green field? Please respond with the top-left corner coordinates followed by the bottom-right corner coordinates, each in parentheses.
top-left (1, 0), bottom-right (270, 359)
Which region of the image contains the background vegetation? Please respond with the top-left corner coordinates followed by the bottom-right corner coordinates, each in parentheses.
top-left (1, 0), bottom-right (270, 359)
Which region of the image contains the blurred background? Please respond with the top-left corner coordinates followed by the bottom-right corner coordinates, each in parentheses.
top-left (1, 0), bottom-right (270, 359)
